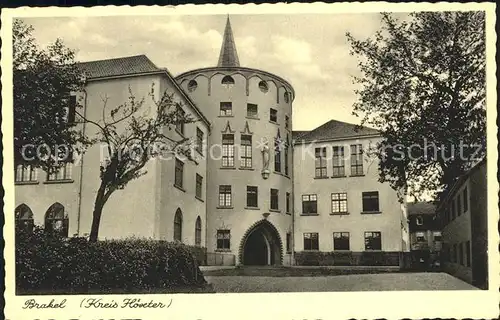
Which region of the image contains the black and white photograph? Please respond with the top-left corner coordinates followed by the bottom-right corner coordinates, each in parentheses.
top-left (2, 3), bottom-right (498, 319)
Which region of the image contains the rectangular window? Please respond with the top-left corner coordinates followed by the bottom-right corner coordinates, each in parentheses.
top-left (362, 191), bottom-right (380, 212)
top-left (240, 134), bottom-right (252, 168)
top-left (175, 106), bottom-right (185, 135)
top-left (285, 115), bottom-right (289, 129)
top-left (364, 231), bottom-right (382, 250)
top-left (459, 242), bottom-right (464, 265)
top-left (315, 147), bottom-right (327, 178)
top-left (216, 230), bottom-right (230, 250)
top-left (196, 127), bottom-right (204, 154)
top-left (270, 188), bottom-right (279, 210)
top-left (195, 174), bottom-right (203, 199)
top-left (67, 95), bottom-right (76, 123)
top-left (332, 146), bottom-right (345, 177)
top-left (286, 232), bottom-right (292, 253)
top-left (222, 134), bottom-right (234, 167)
top-left (174, 159), bottom-right (184, 188)
top-left (15, 164), bottom-right (37, 182)
top-left (47, 162), bottom-right (72, 181)
top-left (303, 233), bottom-right (319, 250)
top-left (416, 232), bottom-right (425, 242)
top-left (333, 232), bottom-right (350, 251)
top-left (220, 102), bottom-right (232, 116)
top-left (274, 137), bottom-right (281, 172)
top-left (463, 187), bottom-right (468, 213)
top-left (247, 103), bottom-right (258, 118)
top-left (350, 144), bottom-right (363, 176)
top-left (457, 194), bottom-right (462, 217)
top-left (284, 139), bottom-right (289, 176)
top-left (302, 194), bottom-right (318, 215)
top-left (433, 231), bottom-right (442, 242)
top-left (286, 192), bottom-right (291, 214)
top-left (218, 185), bottom-right (232, 207)
top-left (465, 240), bottom-right (471, 267)
top-left (246, 186), bottom-right (258, 208)
top-left (270, 108), bottom-right (278, 123)
top-left (331, 193), bottom-right (348, 214)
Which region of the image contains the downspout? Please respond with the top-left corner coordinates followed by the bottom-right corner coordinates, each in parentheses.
top-left (76, 88), bottom-right (88, 236)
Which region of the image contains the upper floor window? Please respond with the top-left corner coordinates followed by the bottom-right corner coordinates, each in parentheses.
top-left (221, 76), bottom-right (235, 88)
top-left (174, 159), bottom-right (184, 189)
top-left (270, 188), bottom-right (279, 210)
top-left (219, 185), bottom-right (232, 207)
top-left (66, 95), bottom-right (77, 124)
top-left (187, 80), bottom-right (198, 92)
top-left (274, 136), bottom-right (281, 172)
top-left (362, 191), bottom-right (380, 213)
top-left (284, 92), bottom-right (291, 103)
top-left (284, 136), bottom-right (289, 176)
top-left (286, 192), bottom-right (291, 214)
top-left (222, 134), bottom-right (235, 167)
top-left (364, 231), bottom-right (381, 250)
top-left (350, 144), bottom-right (363, 176)
top-left (246, 186), bottom-right (258, 208)
top-left (240, 134), bottom-right (252, 168)
top-left (220, 102), bottom-right (233, 116)
top-left (195, 174), bottom-right (203, 199)
top-left (15, 164), bottom-right (37, 183)
top-left (196, 127), bottom-right (204, 155)
top-left (47, 162), bottom-right (72, 181)
top-left (416, 231), bottom-right (425, 242)
top-left (175, 106), bottom-right (185, 135)
top-left (416, 216), bottom-right (423, 225)
top-left (433, 231), bottom-right (442, 242)
top-left (302, 194), bottom-right (318, 215)
top-left (270, 108), bottom-right (278, 123)
top-left (315, 147), bottom-right (327, 178)
top-left (247, 104), bottom-right (258, 118)
top-left (258, 80), bottom-right (269, 93)
top-left (285, 115), bottom-right (290, 129)
top-left (332, 146), bottom-right (345, 177)
top-left (331, 193), bottom-right (348, 214)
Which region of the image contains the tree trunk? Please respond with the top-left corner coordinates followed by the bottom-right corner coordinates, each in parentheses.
top-left (89, 182), bottom-right (107, 242)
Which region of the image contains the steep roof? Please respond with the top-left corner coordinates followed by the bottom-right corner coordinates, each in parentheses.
top-left (407, 202), bottom-right (436, 216)
top-left (217, 16), bottom-right (240, 67)
top-left (296, 119), bottom-right (379, 143)
top-left (78, 55), bottom-right (161, 80)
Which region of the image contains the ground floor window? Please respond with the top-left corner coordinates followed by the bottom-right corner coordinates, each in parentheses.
top-left (45, 202), bottom-right (69, 237)
top-left (286, 232), bottom-right (292, 253)
top-left (217, 229), bottom-right (230, 250)
top-left (333, 232), bottom-right (350, 250)
top-left (15, 203), bottom-right (34, 233)
top-left (364, 231), bottom-right (381, 250)
top-left (303, 232), bottom-right (319, 250)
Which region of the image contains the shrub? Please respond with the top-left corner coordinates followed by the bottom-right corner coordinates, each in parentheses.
top-left (15, 226), bottom-right (211, 294)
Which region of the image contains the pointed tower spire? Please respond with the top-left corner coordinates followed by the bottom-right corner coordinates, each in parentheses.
top-left (217, 15), bottom-right (240, 67)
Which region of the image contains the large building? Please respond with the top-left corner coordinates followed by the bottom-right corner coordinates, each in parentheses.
top-left (14, 17), bottom-right (408, 267)
top-left (437, 158), bottom-right (488, 289)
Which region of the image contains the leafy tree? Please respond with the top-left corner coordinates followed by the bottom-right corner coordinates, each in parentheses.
top-left (75, 87), bottom-right (195, 242)
top-left (13, 19), bottom-right (84, 171)
top-left (347, 12), bottom-right (486, 201)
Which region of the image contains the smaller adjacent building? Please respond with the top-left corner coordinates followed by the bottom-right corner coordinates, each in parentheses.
top-left (437, 158), bottom-right (488, 289)
top-left (407, 202), bottom-right (441, 268)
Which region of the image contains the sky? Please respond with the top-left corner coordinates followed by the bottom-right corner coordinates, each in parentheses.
top-left (22, 13), bottom-right (408, 131)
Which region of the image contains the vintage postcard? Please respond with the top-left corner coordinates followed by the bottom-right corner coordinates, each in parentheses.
top-left (2, 2), bottom-right (498, 320)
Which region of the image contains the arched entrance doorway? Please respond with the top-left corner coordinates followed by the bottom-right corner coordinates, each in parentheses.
top-left (240, 220), bottom-right (282, 266)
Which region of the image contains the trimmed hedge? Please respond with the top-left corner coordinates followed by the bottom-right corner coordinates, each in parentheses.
top-left (294, 251), bottom-right (401, 266)
top-left (15, 226), bottom-right (212, 294)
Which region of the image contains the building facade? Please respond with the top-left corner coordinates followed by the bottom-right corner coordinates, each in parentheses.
top-left (437, 159), bottom-right (488, 289)
top-left (14, 17), bottom-right (409, 267)
top-left (407, 202), bottom-right (441, 268)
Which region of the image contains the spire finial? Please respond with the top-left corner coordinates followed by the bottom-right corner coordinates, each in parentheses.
top-left (217, 15), bottom-right (240, 67)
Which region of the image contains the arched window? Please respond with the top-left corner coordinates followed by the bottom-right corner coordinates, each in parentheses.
top-left (187, 79), bottom-right (198, 92)
top-left (258, 80), bottom-right (269, 93)
top-left (221, 75), bottom-right (235, 88)
top-left (195, 216), bottom-right (202, 247)
top-left (284, 91), bottom-right (291, 103)
top-left (174, 209), bottom-right (183, 242)
top-left (15, 204), bottom-right (34, 233)
top-left (45, 202), bottom-right (68, 237)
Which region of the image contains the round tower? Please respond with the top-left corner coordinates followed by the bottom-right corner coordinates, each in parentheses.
top-left (176, 16), bottom-right (295, 266)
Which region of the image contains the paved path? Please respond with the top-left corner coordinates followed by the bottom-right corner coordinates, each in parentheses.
top-left (205, 272), bottom-right (477, 292)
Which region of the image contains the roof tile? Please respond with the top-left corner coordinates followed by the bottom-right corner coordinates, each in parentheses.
top-left (77, 55), bottom-right (160, 79)
top-left (297, 119), bottom-right (379, 142)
